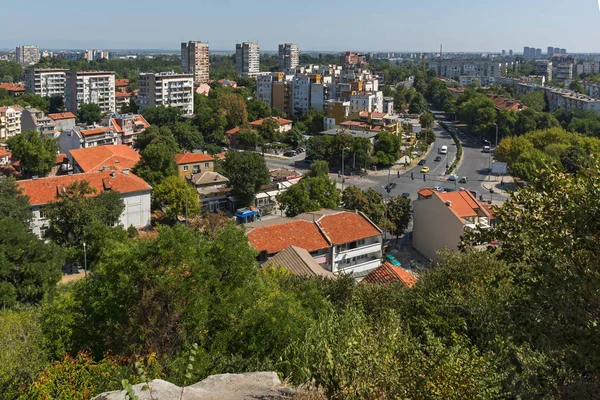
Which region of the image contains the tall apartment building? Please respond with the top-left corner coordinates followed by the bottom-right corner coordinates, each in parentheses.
top-left (278, 43), bottom-right (299, 70)
top-left (16, 45), bottom-right (40, 66)
top-left (65, 71), bottom-right (116, 114)
top-left (257, 74), bottom-right (274, 107)
top-left (340, 52), bottom-right (364, 66)
top-left (138, 72), bottom-right (194, 116)
top-left (181, 41), bottom-right (210, 84)
top-left (24, 68), bottom-right (68, 97)
top-left (83, 50), bottom-right (109, 61)
top-left (0, 106), bottom-right (23, 140)
top-left (535, 60), bottom-right (553, 82)
top-left (235, 42), bottom-right (260, 77)
top-left (555, 63), bottom-right (573, 81)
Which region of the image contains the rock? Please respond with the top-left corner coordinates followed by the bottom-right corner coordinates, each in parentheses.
top-left (92, 371), bottom-right (295, 400)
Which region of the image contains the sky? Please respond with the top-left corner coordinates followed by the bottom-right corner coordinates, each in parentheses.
top-left (1, 0), bottom-right (600, 52)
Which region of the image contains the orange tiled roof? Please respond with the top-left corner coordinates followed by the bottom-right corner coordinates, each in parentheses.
top-left (418, 188), bottom-right (435, 198)
top-left (80, 127), bottom-right (112, 136)
top-left (317, 211), bottom-right (381, 245)
top-left (0, 83), bottom-right (25, 92)
top-left (48, 112), bottom-right (76, 121)
top-left (115, 79), bottom-right (129, 87)
top-left (173, 152), bottom-right (213, 165)
top-left (133, 115), bottom-right (149, 128)
top-left (247, 220), bottom-right (330, 255)
top-left (488, 94), bottom-right (527, 112)
top-left (364, 262), bottom-right (417, 288)
top-left (437, 191), bottom-right (486, 219)
top-left (214, 152), bottom-right (227, 160)
top-left (115, 91), bottom-right (132, 98)
top-left (69, 145), bottom-right (140, 172)
top-left (249, 117), bottom-right (293, 127)
top-left (358, 111), bottom-right (387, 119)
top-left (226, 126), bottom-right (242, 135)
top-left (17, 170), bottom-right (151, 206)
top-left (0, 147), bottom-right (10, 158)
top-left (56, 153), bottom-right (67, 164)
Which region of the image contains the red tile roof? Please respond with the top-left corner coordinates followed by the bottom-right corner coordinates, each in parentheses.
top-left (115, 91), bottom-right (132, 98)
top-left (226, 127), bottom-right (242, 135)
top-left (488, 95), bottom-right (527, 112)
top-left (80, 127), bottom-right (112, 136)
top-left (173, 152), bottom-right (214, 165)
top-left (418, 188), bottom-right (435, 198)
top-left (247, 220), bottom-right (330, 255)
top-left (364, 262), bottom-right (417, 287)
top-left (115, 79), bottom-right (129, 88)
top-left (317, 211), bottom-right (381, 245)
top-left (56, 153), bottom-right (67, 164)
top-left (436, 191), bottom-right (487, 219)
top-left (17, 170), bottom-right (151, 206)
top-left (69, 145), bottom-right (140, 172)
top-left (0, 147), bottom-right (10, 158)
top-left (133, 115), bottom-right (149, 128)
top-left (249, 117), bottom-right (293, 127)
top-left (0, 83), bottom-right (25, 92)
top-left (48, 112), bottom-right (76, 121)
top-left (358, 111), bottom-right (387, 119)
top-left (214, 152), bottom-right (227, 160)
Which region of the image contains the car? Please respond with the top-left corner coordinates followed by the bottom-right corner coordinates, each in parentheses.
top-left (283, 150), bottom-right (297, 157)
top-left (420, 166), bottom-right (430, 173)
top-left (483, 145), bottom-right (491, 153)
top-left (434, 155), bottom-right (442, 162)
top-left (401, 192), bottom-right (411, 198)
top-left (459, 176), bottom-right (469, 183)
top-left (417, 159), bottom-right (427, 165)
top-left (433, 186), bottom-right (443, 192)
top-left (447, 174), bottom-right (458, 181)
top-left (296, 147), bottom-right (305, 153)
top-left (385, 254), bottom-right (401, 267)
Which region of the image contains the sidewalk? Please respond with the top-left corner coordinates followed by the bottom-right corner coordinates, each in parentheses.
top-left (481, 175), bottom-right (516, 197)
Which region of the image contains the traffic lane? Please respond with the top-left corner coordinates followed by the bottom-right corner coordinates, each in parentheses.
top-left (404, 124), bottom-right (456, 175)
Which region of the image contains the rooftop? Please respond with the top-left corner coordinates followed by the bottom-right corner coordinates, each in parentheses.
top-left (48, 112), bottom-right (76, 121)
top-left (69, 145), bottom-right (140, 173)
top-left (249, 117), bottom-right (293, 127)
top-left (436, 190), bottom-right (490, 221)
top-left (247, 219), bottom-right (330, 255)
top-left (263, 245), bottom-right (335, 278)
top-left (174, 152), bottom-right (214, 165)
top-left (363, 262), bottom-right (417, 288)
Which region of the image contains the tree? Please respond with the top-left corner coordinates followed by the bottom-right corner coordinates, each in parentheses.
top-left (419, 112), bottom-right (435, 130)
top-left (48, 95), bottom-right (65, 113)
top-left (0, 177), bottom-right (32, 226)
top-left (386, 195), bottom-right (411, 239)
top-left (408, 92), bottom-right (427, 114)
top-left (133, 125), bottom-right (179, 153)
top-left (246, 99), bottom-right (272, 122)
top-left (153, 176), bottom-right (200, 220)
top-left (519, 91), bottom-right (546, 112)
top-left (219, 93), bottom-right (248, 128)
top-left (374, 132), bottom-right (402, 165)
top-left (308, 160), bottom-right (330, 177)
top-left (141, 105), bottom-right (183, 127)
top-left (77, 103), bottom-right (103, 125)
top-left (277, 176), bottom-right (341, 217)
top-left (281, 127), bottom-right (304, 148)
top-left (258, 118), bottom-right (281, 143)
top-left (342, 187), bottom-right (386, 225)
top-left (134, 141), bottom-right (179, 187)
top-left (569, 80), bottom-right (585, 94)
top-left (306, 135), bottom-right (333, 162)
top-left (172, 120), bottom-right (204, 152)
top-left (237, 129), bottom-right (259, 148)
top-left (6, 130), bottom-right (58, 178)
top-left (222, 150), bottom-right (270, 206)
top-left (0, 218), bottom-right (64, 308)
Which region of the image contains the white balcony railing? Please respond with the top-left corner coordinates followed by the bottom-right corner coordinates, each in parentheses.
top-left (334, 242), bottom-right (382, 263)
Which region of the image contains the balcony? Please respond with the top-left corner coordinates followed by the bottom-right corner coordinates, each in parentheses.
top-left (335, 257), bottom-right (381, 276)
top-left (334, 242), bottom-right (382, 263)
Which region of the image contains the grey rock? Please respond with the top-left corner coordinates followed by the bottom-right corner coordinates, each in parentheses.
top-left (92, 371), bottom-right (295, 400)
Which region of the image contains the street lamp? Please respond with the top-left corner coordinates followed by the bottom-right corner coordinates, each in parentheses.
top-left (484, 140), bottom-right (492, 179)
top-left (493, 123), bottom-right (499, 149)
top-left (83, 242), bottom-right (87, 277)
top-left (341, 147), bottom-right (349, 192)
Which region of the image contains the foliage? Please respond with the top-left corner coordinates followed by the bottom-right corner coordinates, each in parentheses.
top-left (188, 211), bottom-right (230, 239)
top-left (295, 109), bottom-right (324, 134)
top-left (219, 93), bottom-right (248, 129)
top-left (277, 176), bottom-right (341, 217)
top-left (6, 130), bottom-right (58, 178)
top-left (48, 95), bottom-right (65, 114)
top-left (77, 103), bottom-right (103, 125)
top-left (133, 125), bottom-right (180, 153)
top-left (419, 112), bottom-right (435, 129)
top-left (0, 61), bottom-right (23, 83)
top-left (373, 132), bottom-right (402, 165)
top-left (308, 160), bottom-right (330, 178)
top-left (0, 94), bottom-right (50, 113)
top-left (342, 187), bottom-right (386, 225)
top-left (0, 177), bottom-right (32, 226)
top-left (221, 151), bottom-right (270, 206)
top-left (134, 141), bottom-right (179, 188)
top-left (425, 79), bottom-right (452, 109)
top-left (153, 176), bottom-right (200, 220)
top-left (519, 91), bottom-right (546, 112)
top-left (142, 105), bottom-right (183, 127)
top-left (385, 196), bottom-right (411, 238)
top-left (172, 120), bottom-right (204, 152)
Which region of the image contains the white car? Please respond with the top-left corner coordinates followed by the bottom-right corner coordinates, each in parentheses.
top-left (447, 174), bottom-right (458, 181)
top-left (433, 186), bottom-right (443, 192)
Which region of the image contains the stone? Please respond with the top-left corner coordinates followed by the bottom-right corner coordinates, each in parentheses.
top-left (92, 371), bottom-right (295, 400)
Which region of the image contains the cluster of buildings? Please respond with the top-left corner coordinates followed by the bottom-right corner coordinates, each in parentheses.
top-left (13, 45), bottom-right (111, 66)
top-left (428, 60), bottom-right (518, 80)
top-left (523, 46), bottom-right (567, 58)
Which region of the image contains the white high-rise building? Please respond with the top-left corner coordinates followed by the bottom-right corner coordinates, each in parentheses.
top-left (65, 71), bottom-right (116, 114)
top-left (278, 43), bottom-right (299, 70)
top-left (138, 72), bottom-right (194, 116)
top-left (181, 41), bottom-right (210, 84)
top-left (16, 45), bottom-right (40, 66)
top-left (24, 68), bottom-right (68, 97)
top-left (236, 42), bottom-right (260, 77)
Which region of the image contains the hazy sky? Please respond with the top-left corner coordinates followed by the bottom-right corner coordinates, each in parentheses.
top-left (2, 0), bottom-right (600, 52)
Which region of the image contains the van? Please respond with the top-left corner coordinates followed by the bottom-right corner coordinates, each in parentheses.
top-left (483, 145), bottom-right (491, 153)
top-left (439, 145), bottom-right (448, 155)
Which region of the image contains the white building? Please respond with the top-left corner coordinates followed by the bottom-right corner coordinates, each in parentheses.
top-left (24, 68), bottom-right (68, 98)
top-left (181, 41), bottom-right (210, 84)
top-left (16, 45), bottom-right (40, 66)
top-left (554, 63), bottom-right (573, 81)
top-left (65, 71), bottom-right (116, 114)
top-left (278, 43), bottom-right (299, 70)
top-left (256, 74), bottom-right (273, 107)
top-left (0, 106), bottom-right (23, 140)
top-left (58, 125), bottom-right (119, 154)
top-left (138, 72), bottom-right (194, 116)
top-left (17, 170), bottom-right (152, 239)
top-left (292, 75), bottom-right (311, 116)
top-left (236, 42), bottom-right (260, 77)
top-left (350, 91), bottom-right (383, 113)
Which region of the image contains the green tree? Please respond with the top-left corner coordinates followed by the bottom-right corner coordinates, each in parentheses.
top-left (133, 125), bottom-right (179, 153)
top-left (172, 120), bottom-right (204, 152)
top-left (237, 129), bottom-right (259, 148)
top-left (141, 105), bottom-right (183, 127)
top-left (569, 80), bottom-right (585, 94)
top-left (519, 91), bottom-right (546, 112)
top-left (277, 176), bottom-right (341, 217)
top-left (219, 93), bottom-right (248, 128)
top-left (281, 126), bottom-right (304, 148)
top-left (374, 132), bottom-right (401, 165)
top-left (385, 195), bottom-right (411, 239)
top-left (6, 130), bottom-right (58, 178)
top-left (0, 176), bottom-right (32, 226)
top-left (308, 160), bottom-right (330, 177)
top-left (306, 135), bottom-right (333, 161)
top-left (48, 95), bottom-right (65, 113)
top-left (153, 176), bottom-right (200, 220)
top-left (77, 103), bottom-right (103, 125)
top-left (419, 112), bottom-right (435, 130)
top-left (408, 92), bottom-right (427, 114)
top-left (222, 150), bottom-right (270, 206)
top-left (134, 141), bottom-right (179, 187)
top-left (258, 118), bottom-right (281, 143)
top-left (342, 187), bottom-right (386, 225)
top-left (246, 99), bottom-right (272, 122)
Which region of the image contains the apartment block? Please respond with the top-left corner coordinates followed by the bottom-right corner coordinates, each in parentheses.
top-left (236, 42), bottom-right (260, 77)
top-left (340, 52), bottom-right (365, 66)
top-left (65, 71), bottom-right (116, 114)
top-left (272, 80), bottom-right (293, 116)
top-left (181, 41), bottom-right (210, 84)
top-left (278, 43), bottom-right (299, 70)
top-left (257, 74), bottom-right (274, 107)
top-left (16, 45), bottom-right (40, 66)
top-left (138, 72), bottom-right (194, 116)
top-left (554, 63), bottom-right (573, 81)
top-left (24, 68), bottom-right (68, 97)
top-left (535, 60), bottom-right (552, 82)
top-left (292, 75), bottom-right (312, 116)
top-left (0, 106), bottom-right (23, 140)
top-left (324, 100), bottom-right (350, 130)
top-left (583, 82), bottom-right (600, 99)
top-left (350, 91), bottom-right (383, 114)
top-left (83, 50), bottom-right (109, 61)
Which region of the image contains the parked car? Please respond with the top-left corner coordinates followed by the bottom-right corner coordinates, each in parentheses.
top-left (433, 186), bottom-right (443, 192)
top-left (385, 254), bottom-right (401, 266)
top-left (459, 176), bottom-right (469, 183)
top-left (434, 155), bottom-right (442, 162)
top-left (296, 147), bottom-right (305, 153)
top-left (447, 174), bottom-right (458, 181)
top-left (401, 192), bottom-right (411, 198)
top-left (420, 166), bottom-right (430, 173)
top-left (283, 150), bottom-right (297, 157)
top-left (418, 159), bottom-right (427, 166)
top-left (483, 145), bottom-right (491, 153)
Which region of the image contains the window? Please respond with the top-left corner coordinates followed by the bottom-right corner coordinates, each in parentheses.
top-left (193, 165), bottom-right (200, 174)
top-left (183, 166), bottom-right (188, 172)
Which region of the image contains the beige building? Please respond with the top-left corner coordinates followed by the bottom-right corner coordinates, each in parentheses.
top-left (236, 42), bottom-right (260, 77)
top-left (16, 45), bottom-right (40, 66)
top-left (24, 68), bottom-right (68, 97)
top-left (174, 152), bottom-right (214, 178)
top-left (412, 189), bottom-right (492, 261)
top-left (0, 106), bottom-right (23, 140)
top-left (181, 41), bottom-right (210, 84)
top-left (65, 71), bottom-right (116, 114)
top-left (138, 72), bottom-right (194, 116)
top-left (278, 43), bottom-right (299, 70)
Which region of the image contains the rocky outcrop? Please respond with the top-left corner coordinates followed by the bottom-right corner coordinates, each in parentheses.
top-left (92, 371), bottom-right (295, 400)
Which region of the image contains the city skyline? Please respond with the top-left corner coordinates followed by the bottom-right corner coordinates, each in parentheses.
top-left (1, 0), bottom-right (599, 53)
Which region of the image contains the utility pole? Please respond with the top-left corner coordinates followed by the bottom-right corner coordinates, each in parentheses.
top-left (341, 147), bottom-right (348, 192)
top-left (484, 140), bottom-right (492, 181)
top-left (83, 242), bottom-right (87, 277)
top-left (185, 189), bottom-right (188, 227)
top-left (494, 123), bottom-right (499, 149)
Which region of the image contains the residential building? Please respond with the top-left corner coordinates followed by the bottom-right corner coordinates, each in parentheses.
top-left (181, 41), bottom-right (210, 84)
top-left (16, 45), bottom-right (40, 66)
top-left (24, 68), bottom-right (68, 97)
top-left (412, 189), bottom-right (492, 261)
top-left (48, 112), bottom-right (77, 131)
top-left (340, 52), bottom-right (365, 66)
top-left (350, 91), bottom-right (383, 113)
top-left (292, 75), bottom-right (312, 115)
top-left (58, 126), bottom-right (119, 153)
top-left (17, 170), bottom-right (152, 239)
top-left (383, 97), bottom-right (394, 114)
top-left (236, 42), bottom-right (260, 77)
top-left (68, 144), bottom-right (140, 173)
top-left (583, 82), bottom-right (600, 99)
top-left (20, 107), bottom-right (57, 136)
top-left (576, 62), bottom-right (596, 75)
top-left (0, 83), bottom-right (26, 96)
top-left (83, 50), bottom-right (109, 61)
top-left (249, 116), bottom-right (293, 132)
top-left (324, 100), bottom-right (350, 130)
top-left (0, 147), bottom-right (10, 165)
top-left (246, 209), bottom-right (383, 277)
top-left (102, 113), bottom-right (149, 146)
top-left (188, 170), bottom-right (230, 213)
top-left (0, 106), bottom-right (23, 140)
top-left (363, 262), bottom-right (417, 287)
top-left (263, 245), bottom-right (335, 278)
top-left (535, 60), bottom-right (552, 81)
top-left (257, 74), bottom-right (274, 107)
top-left (488, 95), bottom-right (527, 112)
top-left (555, 63), bottom-right (573, 81)
top-left (138, 72), bottom-right (194, 116)
top-left (278, 43), bottom-right (299, 70)
top-left (174, 152), bottom-right (214, 178)
top-left (65, 71), bottom-right (116, 114)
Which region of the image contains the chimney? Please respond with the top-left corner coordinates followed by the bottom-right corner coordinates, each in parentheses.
top-left (445, 200), bottom-right (452, 207)
top-left (122, 168), bottom-right (130, 175)
top-left (111, 171), bottom-right (116, 178)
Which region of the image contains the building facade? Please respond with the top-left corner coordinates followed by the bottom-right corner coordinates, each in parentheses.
top-left (138, 72), bottom-right (194, 116)
top-left (58, 126), bottom-right (119, 153)
top-left (535, 60), bottom-right (553, 82)
top-left (278, 43), bottom-right (299, 70)
top-left (65, 71), bottom-right (116, 114)
top-left (16, 45), bottom-right (40, 66)
top-left (0, 106), bottom-right (23, 140)
top-left (235, 42), bottom-right (260, 77)
top-left (181, 41), bottom-right (210, 84)
top-left (24, 68), bottom-right (68, 97)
